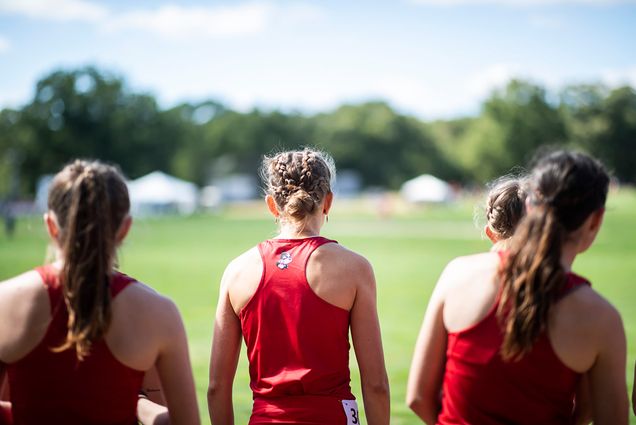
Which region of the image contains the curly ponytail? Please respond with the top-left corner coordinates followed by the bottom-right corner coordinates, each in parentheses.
top-left (497, 151), bottom-right (609, 361)
top-left (48, 160), bottom-right (130, 360)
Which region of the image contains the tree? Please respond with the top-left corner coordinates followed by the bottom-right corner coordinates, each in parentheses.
top-left (6, 67), bottom-right (188, 193)
top-left (460, 80), bottom-right (567, 182)
top-left (561, 84), bottom-right (636, 183)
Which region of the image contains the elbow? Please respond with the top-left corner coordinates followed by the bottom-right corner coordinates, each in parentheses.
top-left (362, 376), bottom-right (390, 399)
top-left (406, 392), bottom-right (437, 423)
top-left (406, 394), bottom-right (424, 413)
top-left (207, 383), bottom-right (219, 404)
top-left (207, 379), bottom-right (229, 404)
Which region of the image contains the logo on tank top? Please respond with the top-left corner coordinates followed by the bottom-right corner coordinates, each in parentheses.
top-left (276, 251), bottom-right (292, 269)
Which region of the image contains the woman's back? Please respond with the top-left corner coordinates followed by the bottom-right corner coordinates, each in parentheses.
top-left (209, 148), bottom-right (389, 425)
top-left (437, 252), bottom-right (617, 424)
top-left (0, 265), bottom-right (182, 424)
top-left (0, 160), bottom-right (199, 425)
top-left (239, 236), bottom-right (355, 399)
top-left (6, 266), bottom-right (143, 424)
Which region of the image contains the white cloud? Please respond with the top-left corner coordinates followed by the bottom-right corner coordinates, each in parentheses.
top-left (101, 2), bottom-right (324, 40)
top-left (409, 0), bottom-right (636, 5)
top-left (0, 35), bottom-right (10, 52)
top-left (467, 63), bottom-right (521, 99)
top-left (0, 1), bottom-right (325, 38)
top-left (601, 66), bottom-right (636, 87)
top-left (104, 2), bottom-right (273, 39)
top-left (0, 0), bottom-right (107, 22)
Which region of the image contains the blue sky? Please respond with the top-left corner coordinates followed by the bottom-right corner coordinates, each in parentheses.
top-left (0, 0), bottom-right (635, 119)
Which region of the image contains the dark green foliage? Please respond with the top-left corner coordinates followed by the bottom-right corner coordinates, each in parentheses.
top-left (1, 67), bottom-right (635, 198)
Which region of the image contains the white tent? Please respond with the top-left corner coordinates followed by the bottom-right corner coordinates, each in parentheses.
top-left (401, 174), bottom-right (453, 204)
top-left (128, 171), bottom-right (198, 215)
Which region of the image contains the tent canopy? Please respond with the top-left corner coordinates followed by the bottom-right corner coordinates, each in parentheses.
top-left (401, 174), bottom-right (453, 203)
top-left (128, 171), bottom-right (198, 215)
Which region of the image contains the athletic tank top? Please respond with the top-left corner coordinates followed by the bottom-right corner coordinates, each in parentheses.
top-left (240, 237), bottom-right (355, 424)
top-left (438, 271), bottom-right (591, 425)
top-left (6, 264), bottom-right (144, 425)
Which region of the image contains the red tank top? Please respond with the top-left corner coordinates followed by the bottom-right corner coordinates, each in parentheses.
top-left (240, 237), bottom-right (355, 424)
top-left (438, 271), bottom-right (591, 425)
top-left (6, 265), bottom-right (144, 425)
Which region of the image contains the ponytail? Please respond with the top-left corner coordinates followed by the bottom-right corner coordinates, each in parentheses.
top-left (496, 150), bottom-right (609, 361)
top-left (497, 207), bottom-right (566, 360)
top-left (48, 160), bottom-right (129, 360)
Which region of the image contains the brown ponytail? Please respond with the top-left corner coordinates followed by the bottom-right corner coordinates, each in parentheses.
top-left (497, 151), bottom-right (609, 361)
top-left (48, 160), bottom-right (130, 360)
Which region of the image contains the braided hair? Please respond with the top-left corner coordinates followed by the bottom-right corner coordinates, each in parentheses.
top-left (261, 149), bottom-right (335, 223)
top-left (485, 177), bottom-right (527, 240)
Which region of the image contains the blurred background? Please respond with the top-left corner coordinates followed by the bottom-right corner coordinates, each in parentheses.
top-left (0, 0), bottom-right (635, 206)
top-left (1, 0), bottom-right (635, 423)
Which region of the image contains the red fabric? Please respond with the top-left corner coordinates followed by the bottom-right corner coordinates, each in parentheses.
top-left (0, 403), bottom-right (12, 425)
top-left (438, 272), bottom-right (591, 425)
top-left (7, 265), bottom-right (144, 425)
top-left (240, 237), bottom-right (354, 424)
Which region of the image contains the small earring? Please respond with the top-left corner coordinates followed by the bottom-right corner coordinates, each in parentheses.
top-left (275, 216), bottom-right (279, 224)
top-left (325, 215), bottom-right (329, 223)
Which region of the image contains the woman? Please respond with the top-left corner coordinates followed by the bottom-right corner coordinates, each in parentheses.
top-left (0, 160), bottom-right (199, 424)
top-left (208, 149), bottom-right (390, 425)
top-left (407, 150), bottom-right (628, 424)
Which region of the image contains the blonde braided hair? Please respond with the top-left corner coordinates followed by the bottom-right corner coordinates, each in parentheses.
top-left (262, 148), bottom-right (335, 222)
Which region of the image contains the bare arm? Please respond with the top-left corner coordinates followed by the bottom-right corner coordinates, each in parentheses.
top-left (153, 301), bottom-right (200, 425)
top-left (632, 360), bottom-right (636, 417)
top-left (137, 397), bottom-right (170, 425)
top-left (406, 270), bottom-right (448, 424)
top-left (350, 260), bottom-right (390, 425)
top-left (573, 373), bottom-right (592, 425)
top-left (207, 274), bottom-right (242, 425)
top-left (137, 368), bottom-right (169, 425)
top-left (588, 305), bottom-right (628, 425)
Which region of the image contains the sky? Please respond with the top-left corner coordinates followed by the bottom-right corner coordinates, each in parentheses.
top-left (0, 0), bottom-right (635, 119)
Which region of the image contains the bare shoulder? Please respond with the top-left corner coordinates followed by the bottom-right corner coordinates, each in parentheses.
top-left (559, 284), bottom-right (624, 333)
top-left (0, 270), bottom-right (48, 319)
top-left (437, 252), bottom-right (500, 295)
top-left (0, 271), bottom-right (50, 362)
top-left (311, 242), bottom-right (374, 285)
top-left (221, 246), bottom-right (262, 289)
top-left (113, 279), bottom-right (182, 326)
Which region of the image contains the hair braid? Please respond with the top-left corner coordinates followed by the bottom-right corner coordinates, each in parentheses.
top-left (261, 148), bottom-right (335, 223)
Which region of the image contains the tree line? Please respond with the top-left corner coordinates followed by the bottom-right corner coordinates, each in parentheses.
top-left (1, 66), bottom-right (634, 198)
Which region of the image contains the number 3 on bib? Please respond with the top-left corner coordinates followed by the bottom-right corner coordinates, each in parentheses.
top-left (342, 400), bottom-right (360, 425)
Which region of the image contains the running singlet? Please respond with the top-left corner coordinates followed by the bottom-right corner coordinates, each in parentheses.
top-left (438, 271), bottom-right (591, 425)
top-left (240, 237), bottom-right (356, 425)
top-left (6, 265), bottom-right (144, 425)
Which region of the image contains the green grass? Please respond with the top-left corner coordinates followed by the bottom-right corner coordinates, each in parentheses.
top-left (1, 190), bottom-right (635, 424)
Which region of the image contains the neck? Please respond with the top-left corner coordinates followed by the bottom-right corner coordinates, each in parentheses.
top-left (560, 241), bottom-right (578, 272)
top-left (277, 216), bottom-right (323, 239)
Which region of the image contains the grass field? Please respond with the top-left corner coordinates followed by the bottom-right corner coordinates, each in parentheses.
top-left (1, 189), bottom-right (635, 424)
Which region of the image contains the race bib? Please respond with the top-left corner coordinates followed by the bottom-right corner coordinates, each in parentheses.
top-left (342, 399), bottom-right (360, 425)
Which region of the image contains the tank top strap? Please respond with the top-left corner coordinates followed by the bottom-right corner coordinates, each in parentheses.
top-left (109, 271), bottom-right (137, 298)
top-left (295, 236), bottom-right (338, 269)
top-left (258, 237), bottom-right (337, 273)
top-left (34, 264), bottom-right (62, 307)
top-left (34, 265), bottom-right (136, 304)
top-left (559, 272), bottom-right (591, 298)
